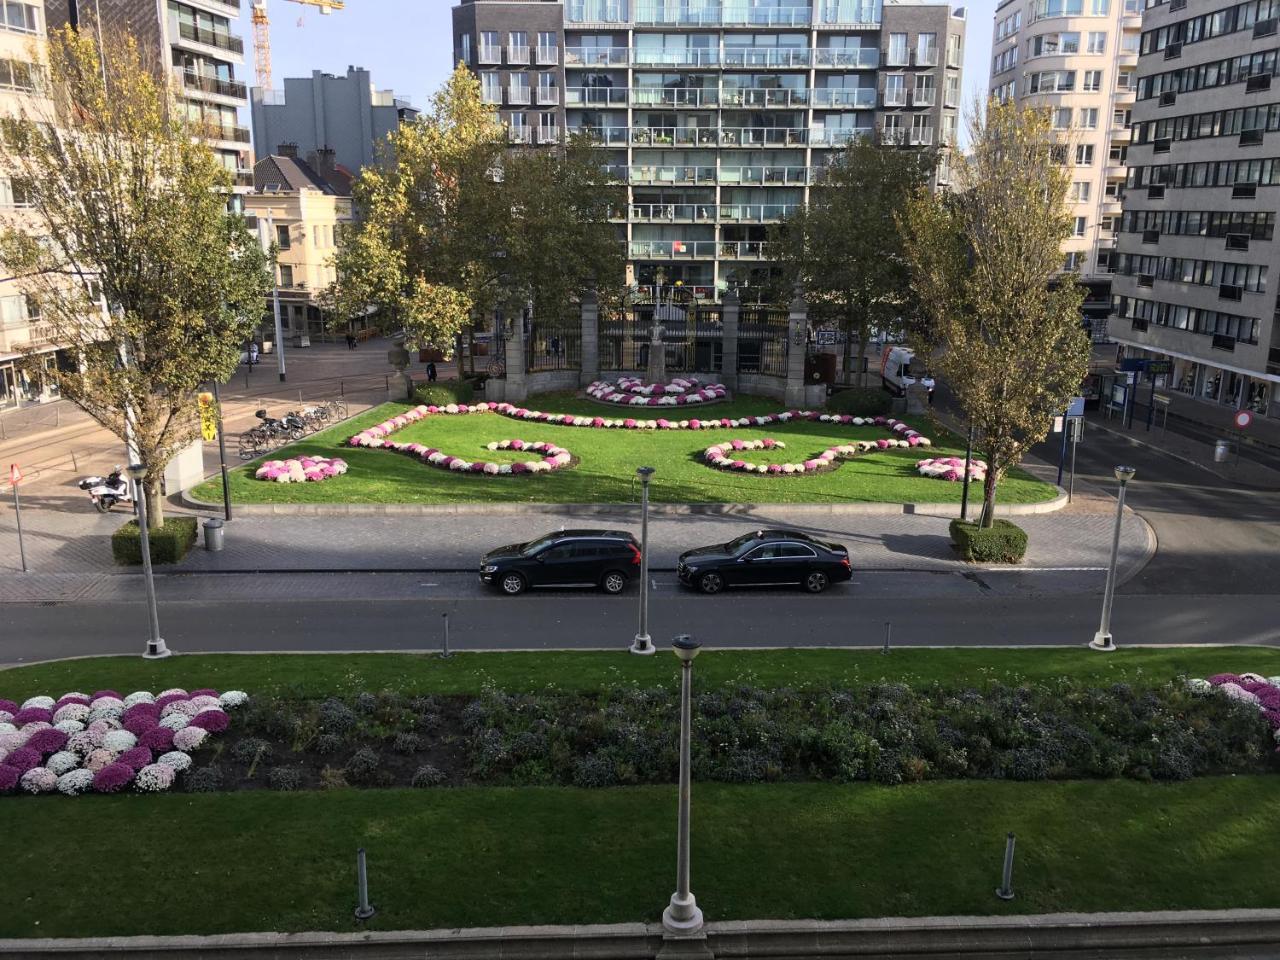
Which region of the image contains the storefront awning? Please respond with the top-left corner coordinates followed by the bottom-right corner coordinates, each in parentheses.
top-left (1109, 335), bottom-right (1280, 385)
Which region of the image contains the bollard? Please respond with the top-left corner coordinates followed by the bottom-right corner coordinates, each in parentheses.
top-left (882, 621), bottom-right (891, 655)
top-left (354, 847), bottom-right (376, 921)
top-left (996, 832), bottom-right (1016, 900)
top-left (441, 612), bottom-right (451, 658)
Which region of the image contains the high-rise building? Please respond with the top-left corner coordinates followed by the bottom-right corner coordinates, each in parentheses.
top-left (451, 0), bottom-right (965, 297)
top-left (1, 2), bottom-right (63, 408)
top-left (249, 66), bottom-right (419, 175)
top-left (48, 0), bottom-right (253, 195)
top-left (1108, 0), bottom-right (1280, 418)
top-left (987, 0), bottom-right (1143, 326)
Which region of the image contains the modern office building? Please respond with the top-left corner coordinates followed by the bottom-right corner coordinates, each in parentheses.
top-left (48, 0), bottom-right (254, 194)
top-left (987, 0), bottom-right (1143, 326)
top-left (250, 65), bottom-right (419, 174)
top-left (1108, 0), bottom-right (1280, 418)
top-left (0, 1), bottom-right (65, 407)
top-left (451, 0), bottom-right (965, 297)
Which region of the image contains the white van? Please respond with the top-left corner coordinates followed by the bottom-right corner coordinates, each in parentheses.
top-left (880, 346), bottom-right (935, 398)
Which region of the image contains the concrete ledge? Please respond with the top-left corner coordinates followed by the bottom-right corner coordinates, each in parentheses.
top-left (179, 490), bottom-right (1069, 518)
top-left (4, 910), bottom-right (1280, 958)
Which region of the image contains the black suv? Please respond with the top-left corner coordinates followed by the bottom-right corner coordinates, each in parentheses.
top-left (480, 530), bottom-right (642, 596)
top-left (677, 529), bottom-right (851, 594)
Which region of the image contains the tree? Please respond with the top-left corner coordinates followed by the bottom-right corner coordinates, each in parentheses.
top-left (769, 136), bottom-right (935, 386)
top-left (0, 26), bottom-right (270, 527)
top-left (901, 99), bottom-right (1090, 527)
top-left (331, 65), bottom-right (622, 351)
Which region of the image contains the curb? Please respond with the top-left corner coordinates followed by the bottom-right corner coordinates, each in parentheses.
top-left (1087, 418), bottom-right (1280, 492)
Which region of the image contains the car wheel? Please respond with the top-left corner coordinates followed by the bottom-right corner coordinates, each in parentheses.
top-left (804, 570), bottom-right (829, 594)
top-left (499, 572), bottom-right (527, 596)
top-left (601, 570), bottom-right (628, 595)
top-left (698, 571), bottom-right (725, 595)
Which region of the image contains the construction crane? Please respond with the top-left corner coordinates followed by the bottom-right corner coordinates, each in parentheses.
top-left (251, 0), bottom-right (346, 91)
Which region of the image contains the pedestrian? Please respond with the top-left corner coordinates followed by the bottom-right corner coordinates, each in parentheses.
top-left (346, 332), bottom-right (356, 350)
top-left (426, 361), bottom-right (437, 383)
top-left (249, 341), bottom-right (259, 366)
top-left (550, 335), bottom-right (560, 359)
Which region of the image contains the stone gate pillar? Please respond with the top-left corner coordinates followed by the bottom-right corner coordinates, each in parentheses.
top-left (580, 290), bottom-right (599, 387)
top-left (504, 311), bottom-right (527, 403)
top-left (720, 289), bottom-right (739, 391)
top-left (784, 289), bottom-right (808, 408)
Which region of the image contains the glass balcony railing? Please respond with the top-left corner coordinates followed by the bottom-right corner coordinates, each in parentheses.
top-left (811, 87), bottom-right (877, 107)
top-left (563, 46), bottom-right (878, 69)
top-left (909, 127), bottom-right (935, 146)
top-left (911, 87), bottom-right (937, 107)
top-left (810, 127), bottom-right (874, 146)
top-left (536, 85), bottom-right (560, 105)
top-left (570, 124), bottom-right (631, 145)
top-left (632, 48), bottom-right (721, 66)
top-left (630, 126), bottom-right (719, 145)
top-left (718, 165), bottom-right (811, 185)
top-left (176, 70), bottom-right (247, 100)
top-left (721, 48), bottom-right (811, 67)
top-left (566, 86), bottom-right (629, 106)
top-left (719, 202), bottom-right (798, 221)
top-left (605, 126), bottom-right (809, 147)
top-left (630, 86), bottom-right (721, 107)
top-left (631, 203), bottom-right (719, 222)
top-left (626, 240), bottom-right (773, 260)
top-left (813, 48), bottom-right (879, 68)
top-left (537, 126), bottom-right (560, 144)
top-left (718, 126), bottom-right (809, 146)
top-left (631, 3), bottom-right (812, 26)
top-left (537, 45), bottom-right (559, 64)
top-left (882, 88), bottom-right (907, 106)
top-left (478, 45), bottom-right (502, 65)
top-left (565, 46), bottom-right (630, 66)
top-left (507, 86), bottom-right (531, 105)
top-left (620, 165), bottom-right (719, 185)
top-left (508, 44), bottom-right (530, 64)
top-left (176, 21), bottom-right (244, 55)
top-left (719, 87), bottom-right (809, 108)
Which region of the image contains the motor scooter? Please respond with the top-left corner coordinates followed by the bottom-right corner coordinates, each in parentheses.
top-left (77, 467), bottom-right (133, 513)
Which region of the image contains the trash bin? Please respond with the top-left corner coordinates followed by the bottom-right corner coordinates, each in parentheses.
top-left (1214, 439), bottom-right (1230, 463)
top-left (203, 517), bottom-right (225, 552)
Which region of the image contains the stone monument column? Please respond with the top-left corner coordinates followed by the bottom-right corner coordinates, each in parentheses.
top-left (784, 289), bottom-right (808, 408)
top-left (504, 310), bottom-right (527, 403)
top-left (647, 319), bottom-right (666, 385)
top-left (386, 340), bottom-right (413, 402)
top-left (580, 290), bottom-right (600, 387)
top-left (720, 289), bottom-right (739, 391)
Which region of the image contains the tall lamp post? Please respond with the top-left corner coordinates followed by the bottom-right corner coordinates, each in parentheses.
top-left (129, 464), bottom-right (171, 659)
top-left (258, 210), bottom-right (287, 383)
top-left (631, 466), bottom-right (657, 655)
top-left (663, 634), bottom-right (704, 936)
top-left (1089, 465), bottom-right (1136, 653)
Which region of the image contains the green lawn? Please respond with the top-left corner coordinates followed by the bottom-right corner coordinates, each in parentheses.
top-left (1, 777), bottom-right (1274, 938)
top-left (192, 394), bottom-right (1056, 505)
top-left (4, 647), bottom-right (1276, 701)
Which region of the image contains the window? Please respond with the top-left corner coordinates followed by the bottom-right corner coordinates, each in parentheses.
top-left (460, 33), bottom-right (471, 64)
top-left (1034, 0), bottom-right (1084, 19)
top-left (887, 32), bottom-right (908, 64)
top-left (947, 33), bottom-right (963, 66)
top-left (1084, 69), bottom-right (1102, 90)
top-left (1072, 217), bottom-right (1088, 236)
top-left (911, 113), bottom-right (932, 143)
top-left (479, 30), bottom-right (499, 62)
top-left (1070, 181), bottom-right (1092, 201)
top-left (884, 73), bottom-right (906, 105)
top-left (1029, 70), bottom-right (1075, 92)
top-left (481, 71), bottom-right (501, 104)
top-left (993, 79), bottom-right (1016, 102)
top-left (1079, 107), bottom-right (1099, 128)
top-left (1091, 0), bottom-right (1110, 13)
top-left (1113, 108), bottom-right (1131, 128)
top-left (1053, 107), bottom-right (1073, 128)
top-left (942, 112), bottom-right (958, 144)
top-left (882, 114), bottom-right (903, 142)
top-left (944, 74), bottom-right (960, 107)
top-left (993, 46), bottom-right (1018, 74)
top-left (1117, 69), bottom-right (1135, 90)
top-left (0, 176), bottom-right (30, 207)
top-left (1076, 144), bottom-right (1095, 164)
top-left (278, 264), bottom-right (293, 287)
top-left (917, 32), bottom-right (938, 64)
top-left (509, 72), bottom-right (530, 104)
top-left (1063, 251), bottom-right (1085, 271)
top-left (275, 224), bottom-right (290, 249)
top-left (537, 71), bottom-right (557, 102)
top-left (1030, 32), bottom-right (1079, 55)
top-left (1088, 31), bottom-right (1107, 53)
top-left (0, 58), bottom-right (41, 92)
top-left (1121, 32), bottom-right (1140, 53)
top-left (1101, 214), bottom-right (1119, 232)
top-left (0, 3), bottom-right (38, 34)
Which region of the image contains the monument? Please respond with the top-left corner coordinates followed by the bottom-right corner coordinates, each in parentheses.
top-left (647, 321), bottom-right (666, 385)
top-left (386, 340), bottom-right (413, 401)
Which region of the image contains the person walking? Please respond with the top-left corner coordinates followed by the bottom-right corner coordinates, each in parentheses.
top-left (248, 340), bottom-right (259, 366)
top-left (426, 361), bottom-right (438, 383)
top-left (346, 332), bottom-right (356, 350)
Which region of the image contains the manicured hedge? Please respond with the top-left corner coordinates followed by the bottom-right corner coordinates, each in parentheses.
top-left (950, 518), bottom-right (1028, 563)
top-left (825, 387), bottom-right (891, 417)
top-left (413, 380), bottom-right (475, 407)
top-left (111, 516), bottom-right (199, 565)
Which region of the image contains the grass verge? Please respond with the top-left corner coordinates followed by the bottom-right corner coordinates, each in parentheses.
top-left (191, 395), bottom-right (1056, 506)
top-left (1, 777), bottom-right (1275, 938)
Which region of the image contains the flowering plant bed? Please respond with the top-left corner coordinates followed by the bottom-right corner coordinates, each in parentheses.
top-left (0, 688), bottom-right (246, 795)
top-left (585, 376), bottom-right (729, 407)
top-left (1187, 672), bottom-right (1280, 744)
top-left (704, 434), bottom-right (924, 475)
top-left (917, 457), bottom-right (988, 482)
top-left (254, 456), bottom-right (348, 483)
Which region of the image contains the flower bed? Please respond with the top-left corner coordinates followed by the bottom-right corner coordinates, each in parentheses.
top-left (254, 456), bottom-right (348, 484)
top-left (585, 376), bottom-right (729, 407)
top-left (0, 688), bottom-right (247, 796)
top-left (704, 433), bottom-right (925, 476)
top-left (1188, 672), bottom-right (1280, 745)
top-left (917, 457), bottom-right (988, 482)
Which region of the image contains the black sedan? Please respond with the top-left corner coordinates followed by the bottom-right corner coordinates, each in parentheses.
top-left (480, 529), bottom-right (642, 596)
top-left (677, 529), bottom-right (851, 595)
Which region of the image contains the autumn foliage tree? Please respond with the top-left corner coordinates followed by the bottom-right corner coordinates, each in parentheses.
top-left (0, 26), bottom-right (269, 527)
top-left (902, 99), bottom-right (1090, 526)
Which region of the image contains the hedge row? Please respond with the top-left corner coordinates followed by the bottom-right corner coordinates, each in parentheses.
top-left (110, 517), bottom-right (199, 565)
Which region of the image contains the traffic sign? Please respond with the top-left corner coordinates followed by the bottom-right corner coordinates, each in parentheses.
top-left (8, 463), bottom-right (20, 485)
top-left (1147, 360), bottom-right (1173, 376)
top-left (198, 392), bottom-right (219, 442)
top-left (1234, 409), bottom-right (1253, 430)
top-left (1066, 396), bottom-right (1086, 418)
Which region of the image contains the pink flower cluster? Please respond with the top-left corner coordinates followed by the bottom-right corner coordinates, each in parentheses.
top-left (254, 456), bottom-right (348, 484)
top-left (377, 437), bottom-right (574, 475)
top-left (1195, 674), bottom-right (1280, 743)
top-left (704, 437), bottom-right (912, 475)
top-left (916, 457), bottom-right (988, 483)
top-left (585, 377), bottom-right (729, 406)
top-left (0, 688), bottom-right (246, 795)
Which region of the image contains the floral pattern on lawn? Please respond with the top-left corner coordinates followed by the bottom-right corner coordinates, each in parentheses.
top-left (916, 457), bottom-right (989, 483)
top-left (585, 376), bottom-right (728, 407)
top-left (1188, 673), bottom-right (1280, 746)
top-left (255, 456), bottom-right (348, 483)
top-left (0, 689), bottom-right (247, 795)
top-left (704, 433), bottom-right (926, 475)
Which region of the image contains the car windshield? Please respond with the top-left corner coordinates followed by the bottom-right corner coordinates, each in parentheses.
top-left (725, 532), bottom-right (762, 553)
top-left (520, 534), bottom-right (562, 555)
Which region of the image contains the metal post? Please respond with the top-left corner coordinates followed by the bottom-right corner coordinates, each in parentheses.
top-left (631, 466), bottom-right (656, 655)
top-left (131, 466), bottom-right (170, 659)
top-left (1089, 466), bottom-right (1135, 652)
top-left (211, 381), bottom-right (231, 522)
top-left (1068, 421), bottom-right (1079, 504)
top-left (995, 833), bottom-right (1016, 900)
top-left (882, 621), bottom-right (891, 655)
top-left (12, 483), bottom-right (27, 573)
top-left (354, 848), bottom-right (376, 921)
top-left (960, 423), bottom-right (975, 522)
top-left (663, 635), bottom-right (704, 935)
top-left (441, 612), bottom-right (451, 658)
top-left (1056, 415), bottom-right (1068, 486)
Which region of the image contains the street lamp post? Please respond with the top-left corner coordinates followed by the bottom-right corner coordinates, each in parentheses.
top-left (663, 634), bottom-right (704, 936)
top-left (1089, 465), bottom-right (1136, 652)
top-left (128, 464), bottom-right (171, 659)
top-left (260, 211), bottom-right (287, 383)
top-left (631, 466), bottom-right (657, 655)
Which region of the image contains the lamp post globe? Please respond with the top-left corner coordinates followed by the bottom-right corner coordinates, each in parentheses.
top-left (1090, 465), bottom-right (1136, 653)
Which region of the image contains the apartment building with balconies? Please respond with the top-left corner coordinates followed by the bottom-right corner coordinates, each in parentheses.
top-left (453, 0), bottom-right (964, 297)
top-left (48, 0), bottom-right (253, 195)
top-left (1, 1), bottom-right (64, 407)
top-left (988, 0), bottom-right (1143, 326)
top-left (1108, 0), bottom-right (1280, 418)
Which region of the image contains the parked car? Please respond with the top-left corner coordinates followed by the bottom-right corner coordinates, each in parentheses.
top-left (677, 529), bottom-right (851, 595)
top-left (480, 529), bottom-right (642, 596)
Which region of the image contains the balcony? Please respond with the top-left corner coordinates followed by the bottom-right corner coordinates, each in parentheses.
top-left (632, 86), bottom-right (721, 107)
top-left (811, 127), bottom-right (874, 147)
top-left (570, 124), bottom-right (630, 145)
top-left (233, 169), bottom-right (254, 187)
top-left (812, 87), bottom-right (876, 108)
top-left (508, 126), bottom-right (533, 144)
top-left (478, 44), bottom-right (501, 65)
top-left (719, 87), bottom-right (808, 108)
top-left (720, 202), bottom-right (797, 222)
top-left (629, 240), bottom-right (717, 260)
top-left (914, 47), bottom-right (939, 67)
top-left (722, 48), bottom-right (810, 68)
top-left (536, 85), bottom-right (560, 105)
top-left (884, 48), bottom-right (909, 67)
top-left (911, 87), bottom-right (936, 107)
top-left (201, 122), bottom-right (251, 144)
top-left (508, 44), bottom-right (530, 65)
top-left (718, 165), bottom-right (810, 185)
top-left (565, 86), bottom-right (628, 106)
top-left (564, 46), bottom-right (629, 66)
top-left (910, 127), bottom-right (935, 146)
top-left (947, 46), bottom-right (962, 68)
top-left (630, 203), bottom-right (717, 222)
top-left (537, 126), bottom-right (559, 144)
top-left (813, 48), bottom-right (878, 68)
top-left (176, 70), bottom-right (247, 101)
top-left (882, 88), bottom-right (907, 107)
top-left (631, 127), bottom-right (714, 146)
top-left (719, 241), bottom-right (771, 260)
top-left (719, 126), bottom-right (809, 147)
top-left (176, 22), bottom-right (244, 55)
top-left (626, 165), bottom-right (718, 185)
top-left (630, 3), bottom-right (812, 26)
top-left (632, 48), bottom-right (721, 67)
top-left (537, 45), bottom-right (559, 65)
top-left (507, 85), bottom-right (531, 105)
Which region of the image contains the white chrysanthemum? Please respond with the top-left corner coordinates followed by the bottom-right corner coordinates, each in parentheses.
top-left (123, 691), bottom-right (156, 708)
top-left (0, 711), bottom-right (12, 725)
top-left (218, 691), bottom-right (249, 709)
top-left (172, 727), bottom-right (208, 751)
top-left (45, 751), bottom-right (80, 775)
top-left (20, 767), bottom-right (57, 794)
top-left (157, 751), bottom-right (193, 771)
top-left (189, 695), bottom-right (221, 712)
top-left (53, 703), bottom-right (91, 724)
top-left (158, 713), bottom-right (190, 731)
top-left (87, 705), bottom-right (123, 723)
top-left (57, 769), bottom-right (95, 796)
top-left (157, 688), bottom-right (189, 699)
top-left (53, 719), bottom-right (86, 735)
top-left (21, 696), bottom-right (54, 711)
top-left (1185, 678), bottom-right (1212, 695)
top-left (102, 730), bottom-right (138, 753)
top-left (90, 696), bottom-right (125, 713)
top-left (0, 722), bottom-right (16, 736)
top-left (135, 763), bottom-right (176, 792)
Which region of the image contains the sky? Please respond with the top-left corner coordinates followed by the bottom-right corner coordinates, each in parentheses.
top-left (244, 0), bottom-right (996, 141)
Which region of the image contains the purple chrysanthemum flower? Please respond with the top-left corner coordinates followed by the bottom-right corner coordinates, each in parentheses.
top-left (5, 746), bottom-right (41, 773)
top-left (0, 764), bottom-right (18, 792)
top-left (1207, 673), bottom-right (1242, 686)
top-left (123, 711), bottom-right (159, 735)
top-left (189, 688), bottom-right (218, 698)
top-left (23, 728), bottom-right (68, 754)
top-left (117, 746), bottom-right (153, 771)
top-left (12, 707), bottom-right (53, 725)
top-left (90, 690), bottom-right (122, 701)
top-left (188, 710), bottom-right (229, 733)
top-left (92, 762), bottom-right (134, 793)
top-left (138, 726), bottom-right (175, 751)
top-left (0, 699), bottom-right (18, 714)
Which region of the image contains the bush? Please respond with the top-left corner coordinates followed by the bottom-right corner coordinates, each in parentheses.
top-left (392, 732), bottom-right (422, 754)
top-left (825, 387), bottom-right (891, 418)
top-left (345, 747), bottom-right (381, 784)
top-left (319, 765), bottom-right (349, 790)
top-left (413, 380), bottom-right (474, 407)
top-left (268, 766), bottom-right (303, 791)
top-left (949, 519), bottom-right (1028, 563)
top-left (186, 766), bottom-right (223, 793)
top-left (318, 698), bottom-right (357, 733)
top-left (230, 738), bottom-right (272, 764)
top-left (410, 764), bottom-right (446, 788)
top-left (314, 732), bottom-right (344, 755)
top-left (111, 517), bottom-right (198, 566)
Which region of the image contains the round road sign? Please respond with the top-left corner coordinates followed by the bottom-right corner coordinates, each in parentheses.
top-left (1234, 410), bottom-right (1253, 430)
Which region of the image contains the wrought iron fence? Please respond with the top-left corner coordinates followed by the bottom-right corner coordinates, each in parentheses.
top-left (527, 322), bottom-right (581, 372)
top-left (599, 303), bottom-right (723, 374)
top-left (736, 305), bottom-right (790, 377)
